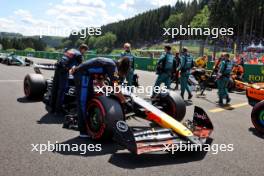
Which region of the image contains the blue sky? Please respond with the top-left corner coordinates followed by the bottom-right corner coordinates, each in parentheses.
top-left (0, 0), bottom-right (192, 36)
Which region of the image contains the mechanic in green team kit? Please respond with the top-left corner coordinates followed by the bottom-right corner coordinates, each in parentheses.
top-left (177, 47), bottom-right (194, 100)
top-left (152, 45), bottom-right (174, 97)
top-left (216, 53), bottom-right (233, 106)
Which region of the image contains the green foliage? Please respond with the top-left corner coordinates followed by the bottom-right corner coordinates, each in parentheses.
top-left (94, 32), bottom-right (117, 54)
top-left (209, 0), bottom-right (264, 40)
top-left (190, 5), bottom-right (210, 28)
top-left (0, 37), bottom-right (46, 51)
top-left (101, 6), bottom-right (171, 45)
top-left (45, 47), bottom-right (56, 52)
top-left (1, 0), bottom-right (263, 52)
top-left (60, 39), bottom-right (73, 49)
top-left (39, 36), bottom-right (64, 48)
top-left (165, 13), bottom-right (183, 28)
top-left (24, 47), bottom-right (35, 52)
top-left (75, 39), bottom-right (85, 47)
top-left (209, 0), bottom-right (235, 28)
top-left (180, 0), bottom-right (199, 27)
top-left (87, 36), bottom-right (97, 49)
top-left (6, 48), bottom-right (16, 52)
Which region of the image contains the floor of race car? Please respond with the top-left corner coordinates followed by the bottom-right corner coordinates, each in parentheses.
top-left (0, 57), bottom-right (263, 176)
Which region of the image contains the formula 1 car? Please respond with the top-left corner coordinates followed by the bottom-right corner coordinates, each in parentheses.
top-left (2, 53), bottom-right (33, 66)
top-left (23, 63), bottom-right (213, 154)
top-left (171, 68), bottom-right (215, 92)
top-left (245, 82), bottom-right (264, 134)
top-left (245, 82), bottom-right (264, 106)
top-left (190, 68), bottom-right (243, 93)
top-left (0, 53), bottom-right (10, 63)
top-left (0, 53), bottom-right (8, 62)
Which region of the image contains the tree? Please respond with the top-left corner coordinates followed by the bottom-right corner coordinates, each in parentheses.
top-left (60, 39), bottom-right (72, 49)
top-left (190, 5), bottom-right (210, 28)
top-left (94, 32), bottom-right (117, 54)
top-left (24, 48), bottom-right (35, 52)
top-left (165, 13), bottom-right (183, 28)
top-left (209, 0), bottom-right (235, 28)
top-left (87, 36), bottom-right (97, 49)
top-left (45, 47), bottom-right (56, 52)
top-left (75, 39), bottom-right (85, 47)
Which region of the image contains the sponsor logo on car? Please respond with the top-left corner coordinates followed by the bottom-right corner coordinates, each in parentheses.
top-left (116, 121), bottom-right (128, 132)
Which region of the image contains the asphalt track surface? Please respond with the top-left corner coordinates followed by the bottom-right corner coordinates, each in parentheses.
top-left (0, 57), bottom-right (263, 176)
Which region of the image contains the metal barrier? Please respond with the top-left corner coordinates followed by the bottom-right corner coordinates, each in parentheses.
top-left (206, 61), bottom-right (264, 82)
top-left (1, 50), bottom-right (263, 82)
top-left (10, 50), bottom-right (157, 72)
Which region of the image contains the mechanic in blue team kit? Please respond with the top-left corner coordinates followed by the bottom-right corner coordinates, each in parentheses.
top-left (152, 45), bottom-right (174, 97)
top-left (50, 44), bottom-right (88, 114)
top-left (69, 57), bottom-right (130, 138)
top-left (216, 53), bottom-right (233, 106)
top-left (120, 43), bottom-right (135, 86)
top-left (177, 47), bottom-right (194, 100)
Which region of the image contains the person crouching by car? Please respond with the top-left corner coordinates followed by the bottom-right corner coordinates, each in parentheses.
top-left (232, 64), bottom-right (244, 81)
top-left (50, 44), bottom-right (88, 114)
top-left (195, 55), bottom-right (208, 68)
top-left (152, 45), bottom-right (174, 97)
top-left (69, 57), bottom-right (130, 138)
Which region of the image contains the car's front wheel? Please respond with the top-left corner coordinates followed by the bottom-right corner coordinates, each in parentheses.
top-left (251, 100), bottom-right (264, 134)
top-left (85, 96), bottom-right (124, 140)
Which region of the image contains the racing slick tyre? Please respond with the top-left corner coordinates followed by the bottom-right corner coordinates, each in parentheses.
top-left (24, 74), bottom-right (46, 99)
top-left (85, 96), bottom-right (124, 140)
top-left (153, 91), bottom-right (186, 122)
top-left (251, 100), bottom-right (264, 134)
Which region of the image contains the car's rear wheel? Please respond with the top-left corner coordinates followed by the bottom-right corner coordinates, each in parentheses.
top-left (251, 100), bottom-right (264, 134)
top-left (153, 91), bottom-right (186, 122)
top-left (85, 96), bottom-right (124, 140)
top-left (24, 74), bottom-right (46, 99)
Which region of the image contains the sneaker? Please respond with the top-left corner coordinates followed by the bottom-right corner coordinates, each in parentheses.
top-left (188, 94), bottom-right (193, 100)
top-left (79, 133), bottom-right (90, 138)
